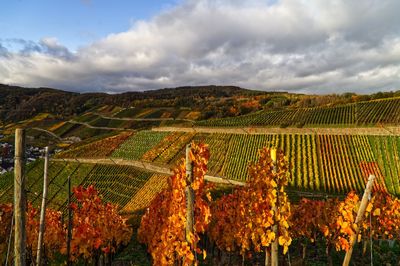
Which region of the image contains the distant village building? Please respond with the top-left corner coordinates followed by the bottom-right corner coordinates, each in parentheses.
top-left (1, 141), bottom-right (43, 174)
top-left (0, 167), bottom-right (6, 175)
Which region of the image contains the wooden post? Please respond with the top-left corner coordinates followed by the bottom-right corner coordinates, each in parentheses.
top-left (265, 248), bottom-right (270, 266)
top-left (342, 175), bottom-right (375, 266)
top-left (14, 128), bottom-right (26, 266)
top-left (67, 174), bottom-right (72, 266)
top-left (185, 144), bottom-right (194, 266)
top-left (36, 146), bottom-right (49, 266)
top-left (270, 148), bottom-right (279, 266)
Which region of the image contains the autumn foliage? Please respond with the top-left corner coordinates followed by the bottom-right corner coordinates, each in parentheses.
top-left (63, 185), bottom-right (132, 261)
top-left (208, 148), bottom-right (292, 257)
top-left (26, 204), bottom-right (65, 260)
top-left (0, 203), bottom-right (65, 263)
top-left (0, 185), bottom-right (132, 264)
top-left (138, 142), bottom-right (212, 266)
top-left (0, 204), bottom-right (13, 262)
top-left (290, 198), bottom-right (327, 242)
top-left (289, 189), bottom-right (400, 265)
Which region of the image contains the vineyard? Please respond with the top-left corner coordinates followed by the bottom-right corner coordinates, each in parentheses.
top-left (0, 160), bottom-right (168, 214)
top-left (1, 131), bottom-right (400, 264)
top-left (114, 107), bottom-right (196, 120)
top-left (50, 121), bottom-right (113, 140)
top-left (196, 97), bottom-right (400, 127)
top-left (55, 131), bottom-right (132, 158)
top-left (111, 131), bottom-right (171, 160)
top-left (3, 73), bottom-right (400, 265)
top-left (369, 135), bottom-right (400, 195)
top-left (137, 144), bottom-right (400, 265)
top-left (53, 129), bottom-right (400, 196)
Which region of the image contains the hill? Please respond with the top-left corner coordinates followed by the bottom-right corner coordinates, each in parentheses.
top-left (0, 84), bottom-right (264, 122)
top-left (196, 96), bottom-right (400, 127)
top-left (1, 85), bottom-right (400, 265)
top-left (2, 83), bottom-right (399, 125)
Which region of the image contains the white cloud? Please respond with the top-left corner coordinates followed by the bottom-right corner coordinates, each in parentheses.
top-left (1, 0), bottom-right (400, 93)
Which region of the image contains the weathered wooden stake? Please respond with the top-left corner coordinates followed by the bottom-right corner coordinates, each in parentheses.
top-left (265, 247), bottom-right (271, 266)
top-left (185, 144), bottom-right (194, 266)
top-left (67, 174), bottom-right (72, 266)
top-left (36, 146), bottom-right (49, 266)
top-left (270, 148), bottom-right (279, 266)
top-left (342, 175), bottom-right (375, 266)
top-left (14, 128), bottom-right (26, 266)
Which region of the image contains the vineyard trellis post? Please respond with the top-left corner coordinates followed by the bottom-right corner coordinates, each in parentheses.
top-left (37, 146), bottom-right (49, 266)
top-left (342, 174), bottom-right (375, 266)
top-left (14, 128), bottom-right (27, 266)
top-left (185, 143), bottom-right (194, 266)
top-left (270, 148), bottom-right (278, 266)
top-left (67, 173), bottom-right (72, 266)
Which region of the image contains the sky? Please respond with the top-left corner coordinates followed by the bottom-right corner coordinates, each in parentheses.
top-left (0, 0), bottom-right (400, 94)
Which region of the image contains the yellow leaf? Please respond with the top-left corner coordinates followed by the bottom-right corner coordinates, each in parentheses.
top-left (186, 232), bottom-right (193, 244)
top-left (203, 250), bottom-right (207, 259)
top-left (281, 220), bottom-right (289, 228)
top-left (366, 202), bottom-right (373, 213)
top-left (187, 252), bottom-right (194, 261)
top-left (206, 192), bottom-right (212, 201)
top-left (283, 245), bottom-right (288, 254)
top-left (373, 208), bottom-right (381, 216)
top-left (268, 231), bottom-right (276, 241)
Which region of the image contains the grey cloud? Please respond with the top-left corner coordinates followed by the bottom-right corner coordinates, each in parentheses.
top-left (1, 0), bottom-right (400, 94)
top-left (38, 38), bottom-right (75, 60)
top-left (1, 38), bottom-right (74, 60)
top-left (0, 43), bottom-right (9, 58)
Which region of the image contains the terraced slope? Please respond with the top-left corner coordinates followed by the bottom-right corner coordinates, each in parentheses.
top-left (55, 130), bottom-right (400, 196)
top-left (0, 160), bottom-right (94, 209)
top-left (111, 131), bottom-right (170, 160)
top-left (3, 131), bottom-right (398, 215)
top-left (55, 131), bottom-right (132, 158)
top-left (196, 97), bottom-right (400, 127)
top-left (0, 160), bottom-right (168, 213)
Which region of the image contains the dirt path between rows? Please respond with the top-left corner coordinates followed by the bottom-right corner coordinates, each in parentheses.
top-left (31, 127), bottom-right (62, 141)
top-left (152, 126), bottom-right (400, 136)
top-left (52, 157), bottom-right (342, 199)
top-left (68, 120), bottom-right (136, 131)
top-left (51, 157), bottom-right (246, 186)
top-left (92, 112), bottom-right (195, 123)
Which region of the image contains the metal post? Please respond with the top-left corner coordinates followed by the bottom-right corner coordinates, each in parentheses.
top-left (36, 146), bottom-right (49, 266)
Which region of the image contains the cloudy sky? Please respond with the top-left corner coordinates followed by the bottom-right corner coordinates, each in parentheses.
top-left (1, 0), bottom-right (400, 94)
